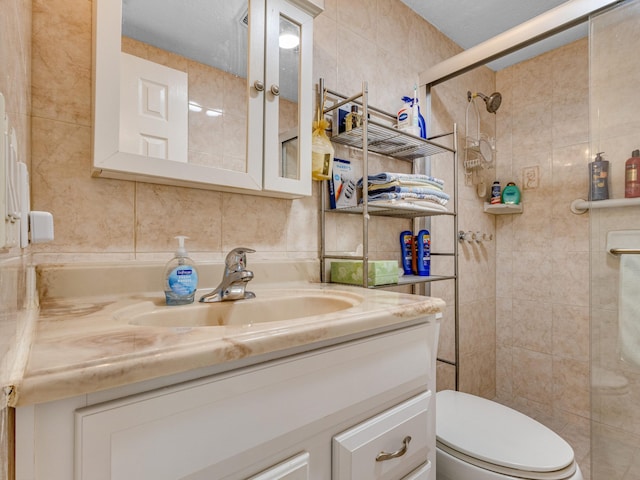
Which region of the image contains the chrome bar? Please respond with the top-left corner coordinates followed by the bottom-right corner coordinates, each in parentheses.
top-left (610, 248), bottom-right (640, 255)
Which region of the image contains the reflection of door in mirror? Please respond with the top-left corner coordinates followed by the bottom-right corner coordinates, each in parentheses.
top-left (121, 0), bottom-right (250, 173)
top-left (119, 52), bottom-right (188, 162)
top-left (121, 0), bottom-right (300, 178)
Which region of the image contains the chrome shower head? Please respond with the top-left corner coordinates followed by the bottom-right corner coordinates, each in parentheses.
top-left (468, 91), bottom-right (502, 114)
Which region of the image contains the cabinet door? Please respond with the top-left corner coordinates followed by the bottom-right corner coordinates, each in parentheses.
top-left (247, 452), bottom-right (310, 479)
top-left (262, 0), bottom-right (313, 196)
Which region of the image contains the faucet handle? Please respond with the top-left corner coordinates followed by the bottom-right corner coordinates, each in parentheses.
top-left (225, 247), bottom-right (255, 271)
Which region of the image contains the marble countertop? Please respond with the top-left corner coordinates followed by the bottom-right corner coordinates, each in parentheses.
top-left (15, 261), bottom-right (445, 406)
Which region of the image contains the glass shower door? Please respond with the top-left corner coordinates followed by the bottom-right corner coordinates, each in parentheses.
top-left (590, 1), bottom-right (640, 478)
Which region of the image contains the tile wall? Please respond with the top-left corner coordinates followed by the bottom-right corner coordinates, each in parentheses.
top-left (1, 0), bottom-right (601, 476)
top-left (27, 0), bottom-right (497, 402)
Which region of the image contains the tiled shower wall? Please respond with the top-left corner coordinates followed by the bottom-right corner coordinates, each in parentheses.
top-left (494, 38), bottom-right (592, 475)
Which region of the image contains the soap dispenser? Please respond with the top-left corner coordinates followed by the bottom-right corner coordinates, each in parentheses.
top-left (164, 236), bottom-right (199, 305)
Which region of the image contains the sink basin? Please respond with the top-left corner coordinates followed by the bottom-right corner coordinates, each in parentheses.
top-left (116, 289), bottom-right (363, 328)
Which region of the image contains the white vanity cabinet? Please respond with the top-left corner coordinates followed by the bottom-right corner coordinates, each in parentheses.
top-left (92, 0), bottom-right (318, 198)
top-left (15, 321), bottom-right (438, 480)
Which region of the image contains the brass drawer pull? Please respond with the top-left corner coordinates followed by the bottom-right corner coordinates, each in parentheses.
top-left (375, 436), bottom-right (411, 462)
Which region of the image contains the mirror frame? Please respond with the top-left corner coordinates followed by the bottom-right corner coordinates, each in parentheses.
top-left (92, 0), bottom-right (316, 196)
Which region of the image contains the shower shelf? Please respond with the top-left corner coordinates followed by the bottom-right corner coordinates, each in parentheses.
top-left (484, 202), bottom-right (523, 215)
top-left (571, 197), bottom-right (640, 214)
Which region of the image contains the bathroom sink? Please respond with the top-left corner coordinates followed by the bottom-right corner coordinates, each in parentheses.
top-left (116, 289), bottom-right (363, 328)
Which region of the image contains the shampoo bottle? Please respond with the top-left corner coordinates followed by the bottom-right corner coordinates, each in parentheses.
top-left (501, 182), bottom-right (521, 205)
top-left (589, 152), bottom-right (609, 201)
top-left (625, 149), bottom-right (640, 198)
top-left (164, 236), bottom-right (199, 305)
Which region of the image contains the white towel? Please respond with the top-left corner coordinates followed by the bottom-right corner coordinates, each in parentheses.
top-left (619, 254), bottom-right (640, 368)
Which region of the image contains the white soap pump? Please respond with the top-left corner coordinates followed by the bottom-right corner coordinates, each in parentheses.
top-left (163, 235), bottom-right (199, 305)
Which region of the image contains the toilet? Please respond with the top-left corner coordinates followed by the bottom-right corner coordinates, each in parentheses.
top-left (435, 390), bottom-right (583, 480)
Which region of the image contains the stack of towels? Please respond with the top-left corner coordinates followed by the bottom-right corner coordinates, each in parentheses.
top-left (358, 172), bottom-right (450, 206)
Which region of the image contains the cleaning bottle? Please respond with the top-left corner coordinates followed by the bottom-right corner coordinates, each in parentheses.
top-left (398, 87), bottom-right (426, 138)
top-left (164, 236), bottom-right (199, 305)
top-left (625, 149), bottom-right (640, 198)
top-left (589, 152), bottom-right (609, 201)
top-left (415, 230), bottom-right (431, 276)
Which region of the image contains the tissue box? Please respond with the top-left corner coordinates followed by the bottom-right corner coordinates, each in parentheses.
top-left (330, 260), bottom-right (399, 286)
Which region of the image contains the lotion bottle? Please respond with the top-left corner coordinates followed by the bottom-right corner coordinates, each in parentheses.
top-left (164, 236), bottom-right (199, 305)
top-left (400, 230), bottom-right (413, 275)
top-left (415, 230), bottom-right (431, 276)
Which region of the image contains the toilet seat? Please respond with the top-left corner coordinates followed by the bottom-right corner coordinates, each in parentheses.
top-left (436, 390), bottom-right (577, 480)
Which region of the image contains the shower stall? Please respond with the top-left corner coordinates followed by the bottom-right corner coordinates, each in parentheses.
top-left (589, 0), bottom-right (640, 478)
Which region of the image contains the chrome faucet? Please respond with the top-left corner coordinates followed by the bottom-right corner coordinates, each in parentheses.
top-left (199, 248), bottom-right (256, 303)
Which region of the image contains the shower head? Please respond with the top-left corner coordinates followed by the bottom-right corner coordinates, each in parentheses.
top-left (468, 91), bottom-right (502, 114)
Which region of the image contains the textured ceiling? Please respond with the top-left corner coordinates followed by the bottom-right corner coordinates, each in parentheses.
top-left (400, 0), bottom-right (588, 70)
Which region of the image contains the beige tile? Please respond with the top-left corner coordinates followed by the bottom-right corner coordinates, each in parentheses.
top-left (551, 251), bottom-right (589, 307)
top-left (134, 183), bottom-right (223, 254)
top-left (337, 0), bottom-right (376, 44)
top-left (552, 304), bottom-right (589, 362)
top-left (221, 193), bottom-right (288, 254)
top-left (436, 362), bottom-right (456, 392)
top-left (553, 357), bottom-right (590, 418)
top-left (512, 299), bottom-right (552, 354)
top-left (511, 251), bottom-right (553, 302)
top-left (512, 348), bottom-right (553, 406)
top-left (31, 117), bottom-right (136, 253)
top-left (31, 0), bottom-right (92, 125)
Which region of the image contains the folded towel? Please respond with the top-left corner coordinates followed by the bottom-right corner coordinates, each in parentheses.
top-left (619, 254), bottom-right (640, 368)
top-left (359, 172), bottom-right (445, 189)
top-left (368, 179), bottom-right (444, 191)
top-left (365, 191), bottom-right (449, 206)
top-left (365, 185), bottom-right (449, 201)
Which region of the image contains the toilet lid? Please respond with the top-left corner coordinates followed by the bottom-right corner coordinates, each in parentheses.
top-left (436, 390), bottom-right (575, 474)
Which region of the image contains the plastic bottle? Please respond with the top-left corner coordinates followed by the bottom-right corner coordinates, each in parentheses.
top-left (400, 230), bottom-right (413, 275)
top-left (415, 230), bottom-right (431, 276)
top-left (501, 182), bottom-right (521, 205)
top-left (490, 181), bottom-right (501, 204)
top-left (589, 152), bottom-right (609, 201)
top-left (398, 92), bottom-right (427, 139)
top-left (625, 149), bottom-right (640, 198)
top-left (345, 105), bottom-right (362, 132)
top-left (164, 236), bottom-right (199, 305)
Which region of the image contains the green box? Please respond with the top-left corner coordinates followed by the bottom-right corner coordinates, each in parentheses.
top-left (330, 260), bottom-right (399, 286)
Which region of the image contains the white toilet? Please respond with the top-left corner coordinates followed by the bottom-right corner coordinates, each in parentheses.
top-left (436, 390), bottom-right (583, 480)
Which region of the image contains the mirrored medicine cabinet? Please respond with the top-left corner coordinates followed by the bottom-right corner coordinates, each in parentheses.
top-left (92, 0), bottom-right (321, 198)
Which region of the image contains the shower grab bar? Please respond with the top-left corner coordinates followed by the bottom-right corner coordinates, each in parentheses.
top-left (609, 248), bottom-right (640, 255)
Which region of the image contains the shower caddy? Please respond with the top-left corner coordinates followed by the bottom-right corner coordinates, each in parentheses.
top-left (318, 78), bottom-right (460, 387)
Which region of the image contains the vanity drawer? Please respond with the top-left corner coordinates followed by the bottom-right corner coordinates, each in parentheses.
top-left (402, 461), bottom-right (432, 480)
top-left (332, 391), bottom-right (431, 480)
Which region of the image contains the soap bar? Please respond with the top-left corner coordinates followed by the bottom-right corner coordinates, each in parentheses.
top-left (331, 260), bottom-right (399, 286)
